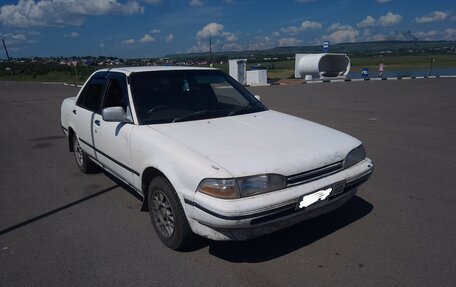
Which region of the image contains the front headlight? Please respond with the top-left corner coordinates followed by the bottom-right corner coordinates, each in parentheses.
top-left (236, 174), bottom-right (286, 197)
top-left (344, 145), bottom-right (366, 169)
top-left (197, 174), bottom-right (286, 199)
top-left (197, 179), bottom-right (239, 199)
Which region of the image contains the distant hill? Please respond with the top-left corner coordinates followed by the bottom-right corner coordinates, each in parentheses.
top-left (166, 40), bottom-right (456, 59)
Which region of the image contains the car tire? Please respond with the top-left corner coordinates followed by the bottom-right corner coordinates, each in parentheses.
top-left (73, 134), bottom-right (98, 174)
top-left (148, 176), bottom-right (194, 250)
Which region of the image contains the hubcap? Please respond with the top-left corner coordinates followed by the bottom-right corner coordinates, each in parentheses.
top-left (74, 138), bottom-right (84, 167)
top-left (151, 190), bottom-right (175, 238)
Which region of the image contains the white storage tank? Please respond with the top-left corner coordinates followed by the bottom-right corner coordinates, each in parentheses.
top-left (229, 59), bottom-right (247, 85)
top-left (246, 69), bottom-right (268, 86)
top-left (295, 53), bottom-right (350, 79)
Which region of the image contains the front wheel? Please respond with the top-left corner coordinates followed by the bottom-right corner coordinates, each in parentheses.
top-left (148, 177), bottom-right (194, 250)
top-left (73, 134), bottom-right (98, 174)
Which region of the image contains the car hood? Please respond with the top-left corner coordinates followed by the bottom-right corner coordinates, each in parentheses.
top-left (148, 110), bottom-right (361, 177)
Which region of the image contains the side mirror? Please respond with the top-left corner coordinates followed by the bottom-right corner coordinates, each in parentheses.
top-left (254, 95), bottom-right (261, 102)
top-left (102, 107), bottom-right (131, 123)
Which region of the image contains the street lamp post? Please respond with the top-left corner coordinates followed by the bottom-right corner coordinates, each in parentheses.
top-left (2, 38), bottom-right (14, 77)
top-left (209, 37), bottom-right (213, 68)
top-left (73, 61), bottom-right (79, 86)
top-left (428, 58), bottom-right (435, 77)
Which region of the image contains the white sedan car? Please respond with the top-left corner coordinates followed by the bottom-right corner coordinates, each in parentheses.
top-left (61, 66), bottom-right (373, 249)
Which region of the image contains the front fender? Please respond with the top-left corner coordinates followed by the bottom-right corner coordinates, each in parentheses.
top-left (131, 126), bottom-right (234, 218)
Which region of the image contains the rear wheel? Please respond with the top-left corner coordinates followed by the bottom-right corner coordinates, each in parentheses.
top-left (148, 176), bottom-right (194, 250)
top-left (73, 134), bottom-right (98, 173)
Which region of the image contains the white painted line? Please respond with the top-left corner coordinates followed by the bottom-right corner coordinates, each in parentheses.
top-left (299, 75), bottom-right (456, 85)
top-left (42, 82), bottom-right (61, 85)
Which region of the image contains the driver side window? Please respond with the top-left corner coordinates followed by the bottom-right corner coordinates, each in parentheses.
top-left (103, 75), bottom-right (129, 111)
top-left (76, 73), bottom-right (107, 113)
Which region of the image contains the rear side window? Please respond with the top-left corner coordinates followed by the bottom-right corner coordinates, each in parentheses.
top-left (76, 73), bottom-right (107, 113)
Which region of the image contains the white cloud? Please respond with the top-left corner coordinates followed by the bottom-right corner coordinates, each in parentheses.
top-left (0, 32), bottom-right (27, 45)
top-left (327, 23), bottom-right (352, 32)
top-left (64, 32), bottom-right (79, 38)
top-left (281, 20), bottom-right (321, 34)
top-left (357, 16), bottom-right (376, 28)
top-left (99, 43), bottom-right (106, 48)
top-left (27, 31), bottom-right (40, 36)
top-left (190, 0), bottom-right (203, 6)
top-left (321, 28), bottom-right (359, 44)
top-left (196, 23), bottom-right (224, 39)
top-left (192, 23), bottom-right (240, 52)
top-left (223, 42), bottom-right (242, 51)
top-left (414, 30), bottom-right (438, 40)
top-left (222, 31), bottom-right (238, 42)
top-left (165, 34), bottom-right (174, 42)
top-left (445, 28), bottom-right (456, 40)
top-left (375, 0), bottom-right (391, 3)
top-left (277, 37), bottom-right (302, 47)
top-left (357, 12), bottom-right (401, 28)
top-left (247, 36), bottom-right (275, 50)
top-left (369, 33), bottom-right (387, 41)
top-left (139, 34), bottom-right (154, 43)
top-left (0, 0), bottom-right (144, 27)
top-left (281, 26), bottom-right (299, 35)
top-left (301, 20), bottom-right (322, 30)
top-left (415, 11), bottom-right (450, 24)
top-left (150, 29), bottom-right (161, 34)
top-left (189, 40), bottom-right (208, 53)
top-left (122, 38), bottom-right (135, 45)
top-left (378, 12), bottom-right (402, 26)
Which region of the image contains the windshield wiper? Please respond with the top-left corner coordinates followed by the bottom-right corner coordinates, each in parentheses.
top-left (172, 110), bottom-right (211, 123)
top-left (228, 101), bottom-right (259, 116)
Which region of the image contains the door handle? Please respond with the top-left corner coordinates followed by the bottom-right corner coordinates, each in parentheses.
top-left (72, 110), bottom-right (77, 115)
top-left (94, 120), bottom-right (100, 126)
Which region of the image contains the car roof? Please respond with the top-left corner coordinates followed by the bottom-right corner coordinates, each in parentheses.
top-left (97, 66), bottom-right (217, 75)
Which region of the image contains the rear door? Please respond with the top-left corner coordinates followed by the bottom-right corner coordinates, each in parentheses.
top-left (93, 72), bottom-right (136, 183)
top-left (73, 72), bottom-right (107, 158)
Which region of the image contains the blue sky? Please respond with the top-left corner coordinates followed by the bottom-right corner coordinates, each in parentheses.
top-left (0, 0), bottom-right (455, 58)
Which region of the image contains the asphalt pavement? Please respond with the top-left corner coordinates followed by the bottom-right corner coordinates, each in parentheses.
top-left (1, 79), bottom-right (455, 286)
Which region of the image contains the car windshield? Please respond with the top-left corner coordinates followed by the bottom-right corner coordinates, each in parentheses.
top-left (130, 69), bottom-right (267, 124)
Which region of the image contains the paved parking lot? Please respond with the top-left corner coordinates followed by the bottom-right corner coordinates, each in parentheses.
top-left (1, 79), bottom-right (455, 286)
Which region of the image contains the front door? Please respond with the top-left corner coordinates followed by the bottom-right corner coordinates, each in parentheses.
top-left (93, 72), bottom-right (135, 183)
top-left (73, 72), bottom-right (107, 158)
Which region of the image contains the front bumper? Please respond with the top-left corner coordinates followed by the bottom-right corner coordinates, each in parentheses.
top-left (185, 158), bottom-right (373, 240)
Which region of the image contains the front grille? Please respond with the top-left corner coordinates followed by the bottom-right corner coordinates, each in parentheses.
top-left (287, 161), bottom-right (343, 186)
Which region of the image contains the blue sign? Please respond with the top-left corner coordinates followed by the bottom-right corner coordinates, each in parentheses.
top-left (323, 41), bottom-right (329, 53)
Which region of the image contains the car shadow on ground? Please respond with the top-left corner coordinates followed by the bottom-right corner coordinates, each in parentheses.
top-left (0, 185), bottom-right (119, 236)
top-left (187, 196), bottom-right (373, 262)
